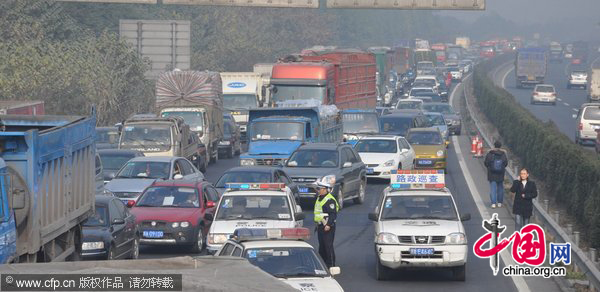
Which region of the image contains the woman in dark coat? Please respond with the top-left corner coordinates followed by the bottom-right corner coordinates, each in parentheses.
top-left (510, 168), bottom-right (538, 231)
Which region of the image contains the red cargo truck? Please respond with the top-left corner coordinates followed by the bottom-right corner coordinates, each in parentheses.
top-left (431, 43), bottom-right (447, 63)
top-left (270, 49), bottom-right (377, 109)
top-left (0, 100), bottom-right (44, 115)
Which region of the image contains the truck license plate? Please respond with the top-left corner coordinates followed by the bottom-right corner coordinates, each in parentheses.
top-left (410, 248), bottom-right (434, 256)
top-left (143, 231), bottom-right (164, 239)
top-left (299, 187), bottom-right (309, 193)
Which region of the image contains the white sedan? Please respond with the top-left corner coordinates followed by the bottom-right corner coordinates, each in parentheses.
top-left (354, 136), bottom-right (416, 180)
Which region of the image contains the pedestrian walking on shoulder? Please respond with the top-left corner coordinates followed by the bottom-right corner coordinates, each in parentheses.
top-left (313, 181), bottom-right (339, 268)
top-left (510, 168), bottom-right (538, 231)
top-left (484, 141), bottom-right (508, 209)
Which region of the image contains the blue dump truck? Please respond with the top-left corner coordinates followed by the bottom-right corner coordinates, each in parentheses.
top-left (515, 48), bottom-right (547, 88)
top-left (240, 106), bottom-right (343, 166)
top-left (342, 109), bottom-right (380, 146)
top-left (0, 113), bottom-right (96, 264)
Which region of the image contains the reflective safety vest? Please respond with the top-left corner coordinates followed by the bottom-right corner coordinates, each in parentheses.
top-left (314, 193), bottom-right (339, 224)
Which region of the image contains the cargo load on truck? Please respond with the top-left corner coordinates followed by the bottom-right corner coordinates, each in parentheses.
top-left (0, 112), bottom-right (96, 264)
top-left (515, 48), bottom-right (547, 88)
top-left (240, 100), bottom-right (343, 167)
top-left (271, 49), bottom-right (377, 109)
top-left (156, 70), bottom-right (224, 164)
top-left (589, 68), bottom-right (600, 102)
top-left (0, 101), bottom-right (44, 115)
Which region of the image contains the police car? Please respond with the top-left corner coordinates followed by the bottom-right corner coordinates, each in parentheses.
top-left (216, 228), bottom-right (344, 292)
top-left (368, 170), bottom-right (471, 281)
top-left (206, 183), bottom-right (305, 254)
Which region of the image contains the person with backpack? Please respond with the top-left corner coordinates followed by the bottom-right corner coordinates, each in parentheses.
top-left (484, 141), bottom-right (508, 208)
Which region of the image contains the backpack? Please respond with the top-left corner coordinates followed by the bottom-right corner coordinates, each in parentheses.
top-left (491, 153), bottom-right (504, 173)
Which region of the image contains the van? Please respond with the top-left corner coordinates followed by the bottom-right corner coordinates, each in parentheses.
top-left (574, 103), bottom-right (600, 145)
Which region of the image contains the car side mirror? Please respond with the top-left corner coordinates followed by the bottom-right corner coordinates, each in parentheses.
top-left (11, 189), bottom-right (26, 210)
top-left (368, 212), bottom-right (378, 221)
top-left (295, 205), bottom-right (303, 213)
top-left (173, 174), bottom-right (184, 180)
top-left (295, 212), bottom-right (305, 221)
top-left (204, 213), bottom-right (214, 221)
top-left (460, 213), bottom-right (471, 221)
top-left (343, 162), bottom-right (352, 168)
top-left (287, 161), bottom-right (298, 167)
top-left (572, 114), bottom-right (577, 119)
top-left (108, 172), bottom-right (116, 179)
top-left (206, 201), bottom-right (216, 208)
top-left (329, 267), bottom-right (341, 276)
top-left (112, 218), bottom-right (125, 225)
top-left (126, 200), bottom-right (135, 208)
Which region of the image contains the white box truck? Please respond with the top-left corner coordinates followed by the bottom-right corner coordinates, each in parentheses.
top-left (220, 72), bottom-right (265, 141)
top-left (589, 69), bottom-right (600, 102)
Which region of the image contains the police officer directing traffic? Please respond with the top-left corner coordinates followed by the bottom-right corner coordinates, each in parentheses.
top-left (313, 181), bottom-right (339, 268)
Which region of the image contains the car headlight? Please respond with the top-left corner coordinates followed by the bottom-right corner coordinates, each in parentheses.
top-left (240, 159), bottom-right (255, 166)
top-left (383, 160), bottom-right (395, 167)
top-left (172, 222), bottom-right (179, 228)
top-left (180, 221), bottom-right (190, 228)
top-left (220, 141), bottom-right (231, 146)
top-left (452, 120), bottom-right (461, 125)
top-left (445, 119), bottom-right (452, 125)
top-left (376, 232), bottom-right (400, 245)
top-left (320, 175), bottom-right (336, 186)
top-left (208, 233), bottom-right (229, 244)
top-left (445, 232), bottom-right (467, 245)
top-left (436, 150), bottom-right (445, 157)
top-left (82, 241), bottom-right (104, 250)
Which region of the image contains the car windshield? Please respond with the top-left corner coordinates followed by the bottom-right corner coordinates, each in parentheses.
top-left (583, 107), bottom-right (600, 120)
top-left (426, 114), bottom-right (446, 126)
top-left (536, 86), bottom-right (555, 93)
top-left (287, 150), bottom-right (338, 168)
top-left (271, 85), bottom-right (326, 104)
top-left (355, 140), bottom-right (397, 153)
top-left (380, 117), bottom-right (413, 136)
top-left (342, 113), bottom-right (380, 134)
top-left (414, 79), bottom-right (436, 86)
top-left (216, 171), bottom-right (272, 187)
top-left (83, 206), bottom-right (108, 227)
top-left (245, 247), bottom-right (328, 278)
top-left (423, 104), bottom-right (453, 115)
top-left (96, 129), bottom-right (119, 145)
top-left (99, 153), bottom-right (136, 171)
top-left (411, 88), bottom-right (434, 95)
top-left (572, 71), bottom-right (587, 77)
top-left (251, 122), bottom-right (304, 141)
top-left (160, 112), bottom-right (203, 131)
top-left (381, 195), bottom-right (458, 221)
top-left (407, 131), bottom-right (443, 145)
top-left (397, 101), bottom-right (421, 110)
top-left (115, 161), bottom-right (170, 179)
top-left (136, 186), bottom-right (200, 208)
top-left (224, 94), bottom-right (258, 110)
top-left (120, 124), bottom-right (172, 151)
top-left (215, 195), bottom-right (291, 220)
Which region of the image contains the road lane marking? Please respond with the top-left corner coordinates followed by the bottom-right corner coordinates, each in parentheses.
top-left (557, 98), bottom-right (562, 101)
top-left (450, 76), bottom-right (532, 292)
top-left (564, 102), bottom-right (570, 106)
top-left (501, 65), bottom-right (514, 89)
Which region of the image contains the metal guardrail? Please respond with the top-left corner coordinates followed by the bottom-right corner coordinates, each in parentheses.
top-left (462, 66), bottom-right (600, 290)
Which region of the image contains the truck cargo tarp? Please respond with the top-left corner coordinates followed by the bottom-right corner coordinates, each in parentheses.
top-left (156, 70), bottom-right (223, 108)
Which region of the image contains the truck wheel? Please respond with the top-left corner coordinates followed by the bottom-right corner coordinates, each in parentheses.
top-left (353, 180), bottom-right (366, 205)
top-left (452, 264), bottom-right (466, 281)
top-left (376, 257), bottom-right (392, 281)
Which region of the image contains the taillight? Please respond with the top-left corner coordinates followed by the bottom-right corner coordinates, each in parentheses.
top-left (579, 123), bottom-right (583, 130)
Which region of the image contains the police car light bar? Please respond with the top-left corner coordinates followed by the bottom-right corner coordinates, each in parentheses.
top-left (225, 183), bottom-right (286, 191)
top-left (233, 228), bottom-right (311, 242)
top-left (390, 170), bottom-right (445, 189)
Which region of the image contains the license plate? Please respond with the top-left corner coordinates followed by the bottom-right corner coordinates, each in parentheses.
top-left (366, 168), bottom-right (374, 174)
top-left (299, 187), bottom-right (309, 193)
top-left (143, 231), bottom-right (163, 239)
top-left (418, 160), bottom-right (433, 165)
top-left (410, 248), bottom-right (434, 255)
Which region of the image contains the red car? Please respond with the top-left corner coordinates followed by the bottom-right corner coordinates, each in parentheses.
top-left (128, 180), bottom-right (219, 253)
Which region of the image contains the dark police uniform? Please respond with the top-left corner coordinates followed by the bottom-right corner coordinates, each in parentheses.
top-left (314, 193), bottom-right (339, 268)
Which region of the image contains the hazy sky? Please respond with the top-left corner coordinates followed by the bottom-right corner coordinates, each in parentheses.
top-left (438, 0), bottom-right (600, 25)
